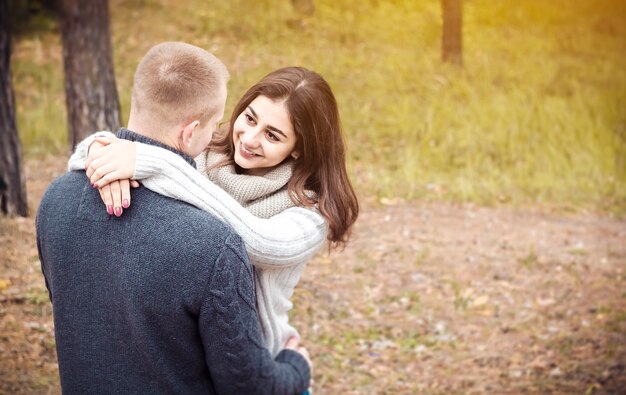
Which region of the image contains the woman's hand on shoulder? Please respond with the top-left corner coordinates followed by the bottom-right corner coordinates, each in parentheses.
top-left (86, 135), bottom-right (137, 188)
top-left (97, 179), bottom-right (131, 217)
top-left (86, 134), bottom-right (140, 216)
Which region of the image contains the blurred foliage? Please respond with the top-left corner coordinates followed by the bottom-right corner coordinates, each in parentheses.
top-left (10, 0), bottom-right (626, 212)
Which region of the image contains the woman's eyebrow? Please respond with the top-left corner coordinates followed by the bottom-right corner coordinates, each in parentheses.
top-left (248, 105), bottom-right (258, 119)
top-left (248, 105), bottom-right (287, 138)
top-left (267, 125), bottom-right (287, 138)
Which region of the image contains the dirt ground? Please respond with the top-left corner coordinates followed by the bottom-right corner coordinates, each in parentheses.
top-left (1, 156), bottom-right (625, 394)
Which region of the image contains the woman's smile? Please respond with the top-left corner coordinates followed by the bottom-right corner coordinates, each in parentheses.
top-left (239, 141), bottom-right (261, 159)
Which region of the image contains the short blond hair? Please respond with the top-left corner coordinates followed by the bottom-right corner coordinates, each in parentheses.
top-left (131, 42), bottom-right (229, 129)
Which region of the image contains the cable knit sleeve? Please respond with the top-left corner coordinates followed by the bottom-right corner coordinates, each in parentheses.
top-left (133, 142), bottom-right (328, 269)
top-left (200, 234), bottom-right (310, 394)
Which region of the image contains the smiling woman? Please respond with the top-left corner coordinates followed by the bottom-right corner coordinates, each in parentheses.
top-left (211, 66), bottom-right (359, 245)
top-left (232, 95), bottom-right (298, 176)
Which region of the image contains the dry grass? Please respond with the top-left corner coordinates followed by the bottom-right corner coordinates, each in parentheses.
top-left (1, 157), bottom-right (625, 393)
top-left (11, 0), bottom-right (626, 212)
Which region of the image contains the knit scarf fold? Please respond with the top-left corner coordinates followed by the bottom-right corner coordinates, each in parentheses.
top-left (195, 150), bottom-right (297, 219)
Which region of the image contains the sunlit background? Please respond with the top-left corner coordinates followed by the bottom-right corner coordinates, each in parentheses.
top-left (12, 0), bottom-right (626, 212)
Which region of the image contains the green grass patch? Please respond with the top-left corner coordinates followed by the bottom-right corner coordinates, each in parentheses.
top-left (519, 248), bottom-right (539, 269)
top-left (11, 0), bottom-right (626, 212)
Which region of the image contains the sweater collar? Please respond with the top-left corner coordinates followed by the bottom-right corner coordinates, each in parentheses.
top-left (204, 151), bottom-right (293, 204)
top-left (116, 128), bottom-right (196, 168)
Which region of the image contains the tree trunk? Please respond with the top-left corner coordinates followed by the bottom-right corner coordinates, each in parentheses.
top-left (0, 0), bottom-right (28, 217)
top-left (442, 0), bottom-right (462, 66)
top-left (59, 0), bottom-right (121, 150)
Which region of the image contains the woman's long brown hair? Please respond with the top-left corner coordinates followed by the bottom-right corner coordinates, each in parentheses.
top-left (212, 67), bottom-right (359, 248)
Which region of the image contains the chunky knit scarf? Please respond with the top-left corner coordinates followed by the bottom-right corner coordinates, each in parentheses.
top-left (195, 151), bottom-right (298, 219)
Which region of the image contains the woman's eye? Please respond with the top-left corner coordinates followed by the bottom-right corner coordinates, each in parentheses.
top-left (267, 131), bottom-right (279, 142)
top-left (244, 113), bottom-right (255, 123)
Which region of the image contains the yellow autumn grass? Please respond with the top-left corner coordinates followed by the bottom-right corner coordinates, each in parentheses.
top-left (12, 0), bottom-right (626, 212)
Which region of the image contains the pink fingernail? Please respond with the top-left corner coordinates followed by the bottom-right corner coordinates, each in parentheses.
top-left (122, 199), bottom-right (129, 208)
top-left (92, 183), bottom-right (98, 189)
top-left (114, 207), bottom-right (122, 217)
top-left (106, 205), bottom-right (113, 215)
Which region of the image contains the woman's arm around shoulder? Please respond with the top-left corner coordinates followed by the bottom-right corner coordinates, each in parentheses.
top-left (128, 142), bottom-right (328, 268)
top-left (67, 131), bottom-right (116, 171)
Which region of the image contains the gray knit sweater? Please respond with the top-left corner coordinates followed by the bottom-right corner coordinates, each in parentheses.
top-left (197, 149), bottom-right (300, 218)
top-left (69, 131), bottom-right (328, 356)
top-left (41, 129), bottom-right (311, 394)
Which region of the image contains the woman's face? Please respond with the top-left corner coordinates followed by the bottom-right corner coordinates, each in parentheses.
top-left (232, 95), bottom-right (298, 176)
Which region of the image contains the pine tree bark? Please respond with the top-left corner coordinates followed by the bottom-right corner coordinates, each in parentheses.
top-left (59, 0), bottom-right (121, 150)
top-left (442, 0), bottom-right (463, 66)
top-left (0, 0), bottom-right (28, 217)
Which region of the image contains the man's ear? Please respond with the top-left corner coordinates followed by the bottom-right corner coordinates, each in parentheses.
top-left (181, 120), bottom-right (200, 148)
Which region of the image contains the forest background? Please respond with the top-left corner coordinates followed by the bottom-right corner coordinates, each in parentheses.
top-left (1, 0), bottom-right (625, 393)
top-left (13, 0), bottom-right (626, 211)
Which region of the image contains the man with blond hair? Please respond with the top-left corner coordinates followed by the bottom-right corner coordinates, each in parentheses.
top-left (37, 42), bottom-right (311, 394)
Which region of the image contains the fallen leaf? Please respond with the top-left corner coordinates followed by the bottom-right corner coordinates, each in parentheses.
top-left (0, 278), bottom-right (11, 290)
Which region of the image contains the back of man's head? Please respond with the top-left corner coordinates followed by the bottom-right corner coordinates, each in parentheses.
top-left (130, 42), bottom-right (229, 137)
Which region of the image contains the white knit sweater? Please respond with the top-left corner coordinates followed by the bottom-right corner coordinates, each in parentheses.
top-left (68, 132), bottom-right (328, 356)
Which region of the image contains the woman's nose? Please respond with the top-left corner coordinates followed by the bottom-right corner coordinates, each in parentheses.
top-left (241, 129), bottom-right (261, 147)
